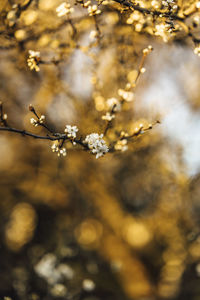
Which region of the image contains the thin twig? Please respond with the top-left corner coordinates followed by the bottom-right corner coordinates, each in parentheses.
top-left (104, 104), bottom-right (117, 136)
top-left (0, 126), bottom-right (89, 149)
top-left (0, 127), bottom-right (59, 140)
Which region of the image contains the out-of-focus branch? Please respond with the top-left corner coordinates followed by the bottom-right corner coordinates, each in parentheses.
top-left (113, 0), bottom-right (184, 20)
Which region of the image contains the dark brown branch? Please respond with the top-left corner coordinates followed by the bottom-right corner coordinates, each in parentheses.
top-left (20, 0), bottom-right (34, 12)
top-left (69, 19), bottom-right (77, 38)
top-left (113, 0), bottom-right (184, 21)
top-left (104, 104), bottom-right (117, 136)
top-left (0, 126), bottom-right (89, 150)
top-left (0, 127), bottom-right (62, 140)
top-left (124, 120), bottom-right (160, 140)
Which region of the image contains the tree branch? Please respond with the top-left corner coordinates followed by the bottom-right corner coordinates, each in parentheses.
top-left (0, 126), bottom-right (61, 140)
top-left (113, 0), bottom-right (184, 21)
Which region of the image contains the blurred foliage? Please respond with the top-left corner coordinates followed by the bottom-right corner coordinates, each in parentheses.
top-left (1, 0), bottom-right (200, 300)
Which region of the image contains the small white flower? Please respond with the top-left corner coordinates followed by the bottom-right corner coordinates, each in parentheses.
top-left (84, 133), bottom-right (109, 159)
top-left (118, 89), bottom-right (134, 102)
top-left (51, 143), bottom-right (60, 153)
top-left (83, 0), bottom-right (91, 8)
top-left (27, 50), bottom-right (40, 72)
top-left (194, 45), bottom-right (200, 56)
top-left (140, 67), bottom-right (146, 73)
top-left (30, 118), bottom-right (38, 126)
top-left (88, 5), bottom-right (101, 16)
top-left (82, 279), bottom-right (95, 291)
top-left (102, 112), bottom-right (115, 121)
top-left (64, 125), bottom-right (78, 139)
top-left (3, 113), bottom-right (7, 120)
top-left (51, 142), bottom-right (67, 157)
top-left (50, 284), bottom-right (67, 297)
top-left (106, 97), bottom-right (121, 112)
top-left (143, 45), bottom-right (153, 55)
top-left (89, 30), bottom-right (98, 40)
top-left (115, 139), bottom-right (128, 152)
top-left (56, 2), bottom-right (74, 17)
top-left (154, 23), bottom-right (172, 42)
top-left (58, 148), bottom-right (67, 156)
top-left (30, 115), bottom-right (45, 126)
top-left (39, 115), bottom-right (45, 123)
top-left (162, 0), bottom-right (176, 8)
top-left (28, 50), bottom-right (40, 58)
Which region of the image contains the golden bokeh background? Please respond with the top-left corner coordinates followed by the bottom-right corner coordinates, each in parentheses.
top-left (1, 1), bottom-right (200, 300)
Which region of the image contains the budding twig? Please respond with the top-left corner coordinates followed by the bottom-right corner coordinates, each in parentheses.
top-left (0, 102), bottom-right (8, 127)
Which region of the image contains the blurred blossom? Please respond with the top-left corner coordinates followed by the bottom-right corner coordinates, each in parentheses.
top-left (0, 136), bottom-right (14, 171)
top-left (122, 218), bottom-right (151, 248)
top-left (5, 203), bottom-right (37, 251)
top-left (75, 219), bottom-right (103, 248)
top-left (34, 253), bottom-right (74, 284)
top-left (82, 279), bottom-right (96, 291)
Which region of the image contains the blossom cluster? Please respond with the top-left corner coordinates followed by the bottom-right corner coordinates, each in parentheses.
top-left (162, 0), bottom-right (178, 11)
top-left (84, 133), bottom-right (109, 159)
top-left (114, 139), bottom-right (128, 152)
top-left (50, 129), bottom-right (109, 159)
top-left (101, 97), bottom-right (122, 121)
top-left (126, 11), bottom-right (145, 32)
top-left (143, 45), bottom-right (153, 55)
top-left (106, 98), bottom-right (121, 112)
top-left (64, 125), bottom-right (78, 139)
top-left (27, 50), bottom-right (40, 72)
top-left (118, 89), bottom-right (135, 102)
top-left (51, 142), bottom-right (67, 157)
top-left (88, 5), bottom-right (101, 16)
top-left (154, 23), bottom-right (174, 42)
top-left (30, 115), bottom-right (45, 127)
top-left (56, 2), bottom-right (74, 17)
top-left (102, 112), bottom-right (115, 121)
top-left (194, 45), bottom-right (200, 56)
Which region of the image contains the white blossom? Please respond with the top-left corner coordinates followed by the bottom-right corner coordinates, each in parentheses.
top-left (28, 50), bottom-right (40, 58)
top-left (64, 125), bottom-right (78, 139)
top-left (118, 89), bottom-right (135, 102)
top-left (88, 5), bottom-right (101, 16)
top-left (51, 143), bottom-right (67, 157)
top-left (27, 50), bottom-right (40, 72)
top-left (30, 118), bottom-right (38, 126)
top-left (3, 113), bottom-right (7, 120)
top-left (84, 133), bottom-right (109, 159)
top-left (194, 45), bottom-right (200, 56)
top-left (114, 139), bottom-right (128, 152)
top-left (39, 115), bottom-right (45, 123)
top-left (154, 23), bottom-right (172, 42)
top-left (50, 284), bottom-right (67, 297)
top-left (30, 115), bottom-right (45, 126)
top-left (143, 45), bottom-right (153, 55)
top-left (82, 279), bottom-right (95, 291)
top-left (34, 253), bottom-right (59, 284)
top-left (102, 112), bottom-right (115, 121)
top-left (162, 0), bottom-right (176, 8)
top-left (83, 0), bottom-right (91, 8)
top-left (89, 30), bottom-right (98, 40)
top-left (56, 2), bottom-right (74, 17)
top-left (106, 97), bottom-right (121, 112)
top-left (34, 253), bottom-right (74, 285)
